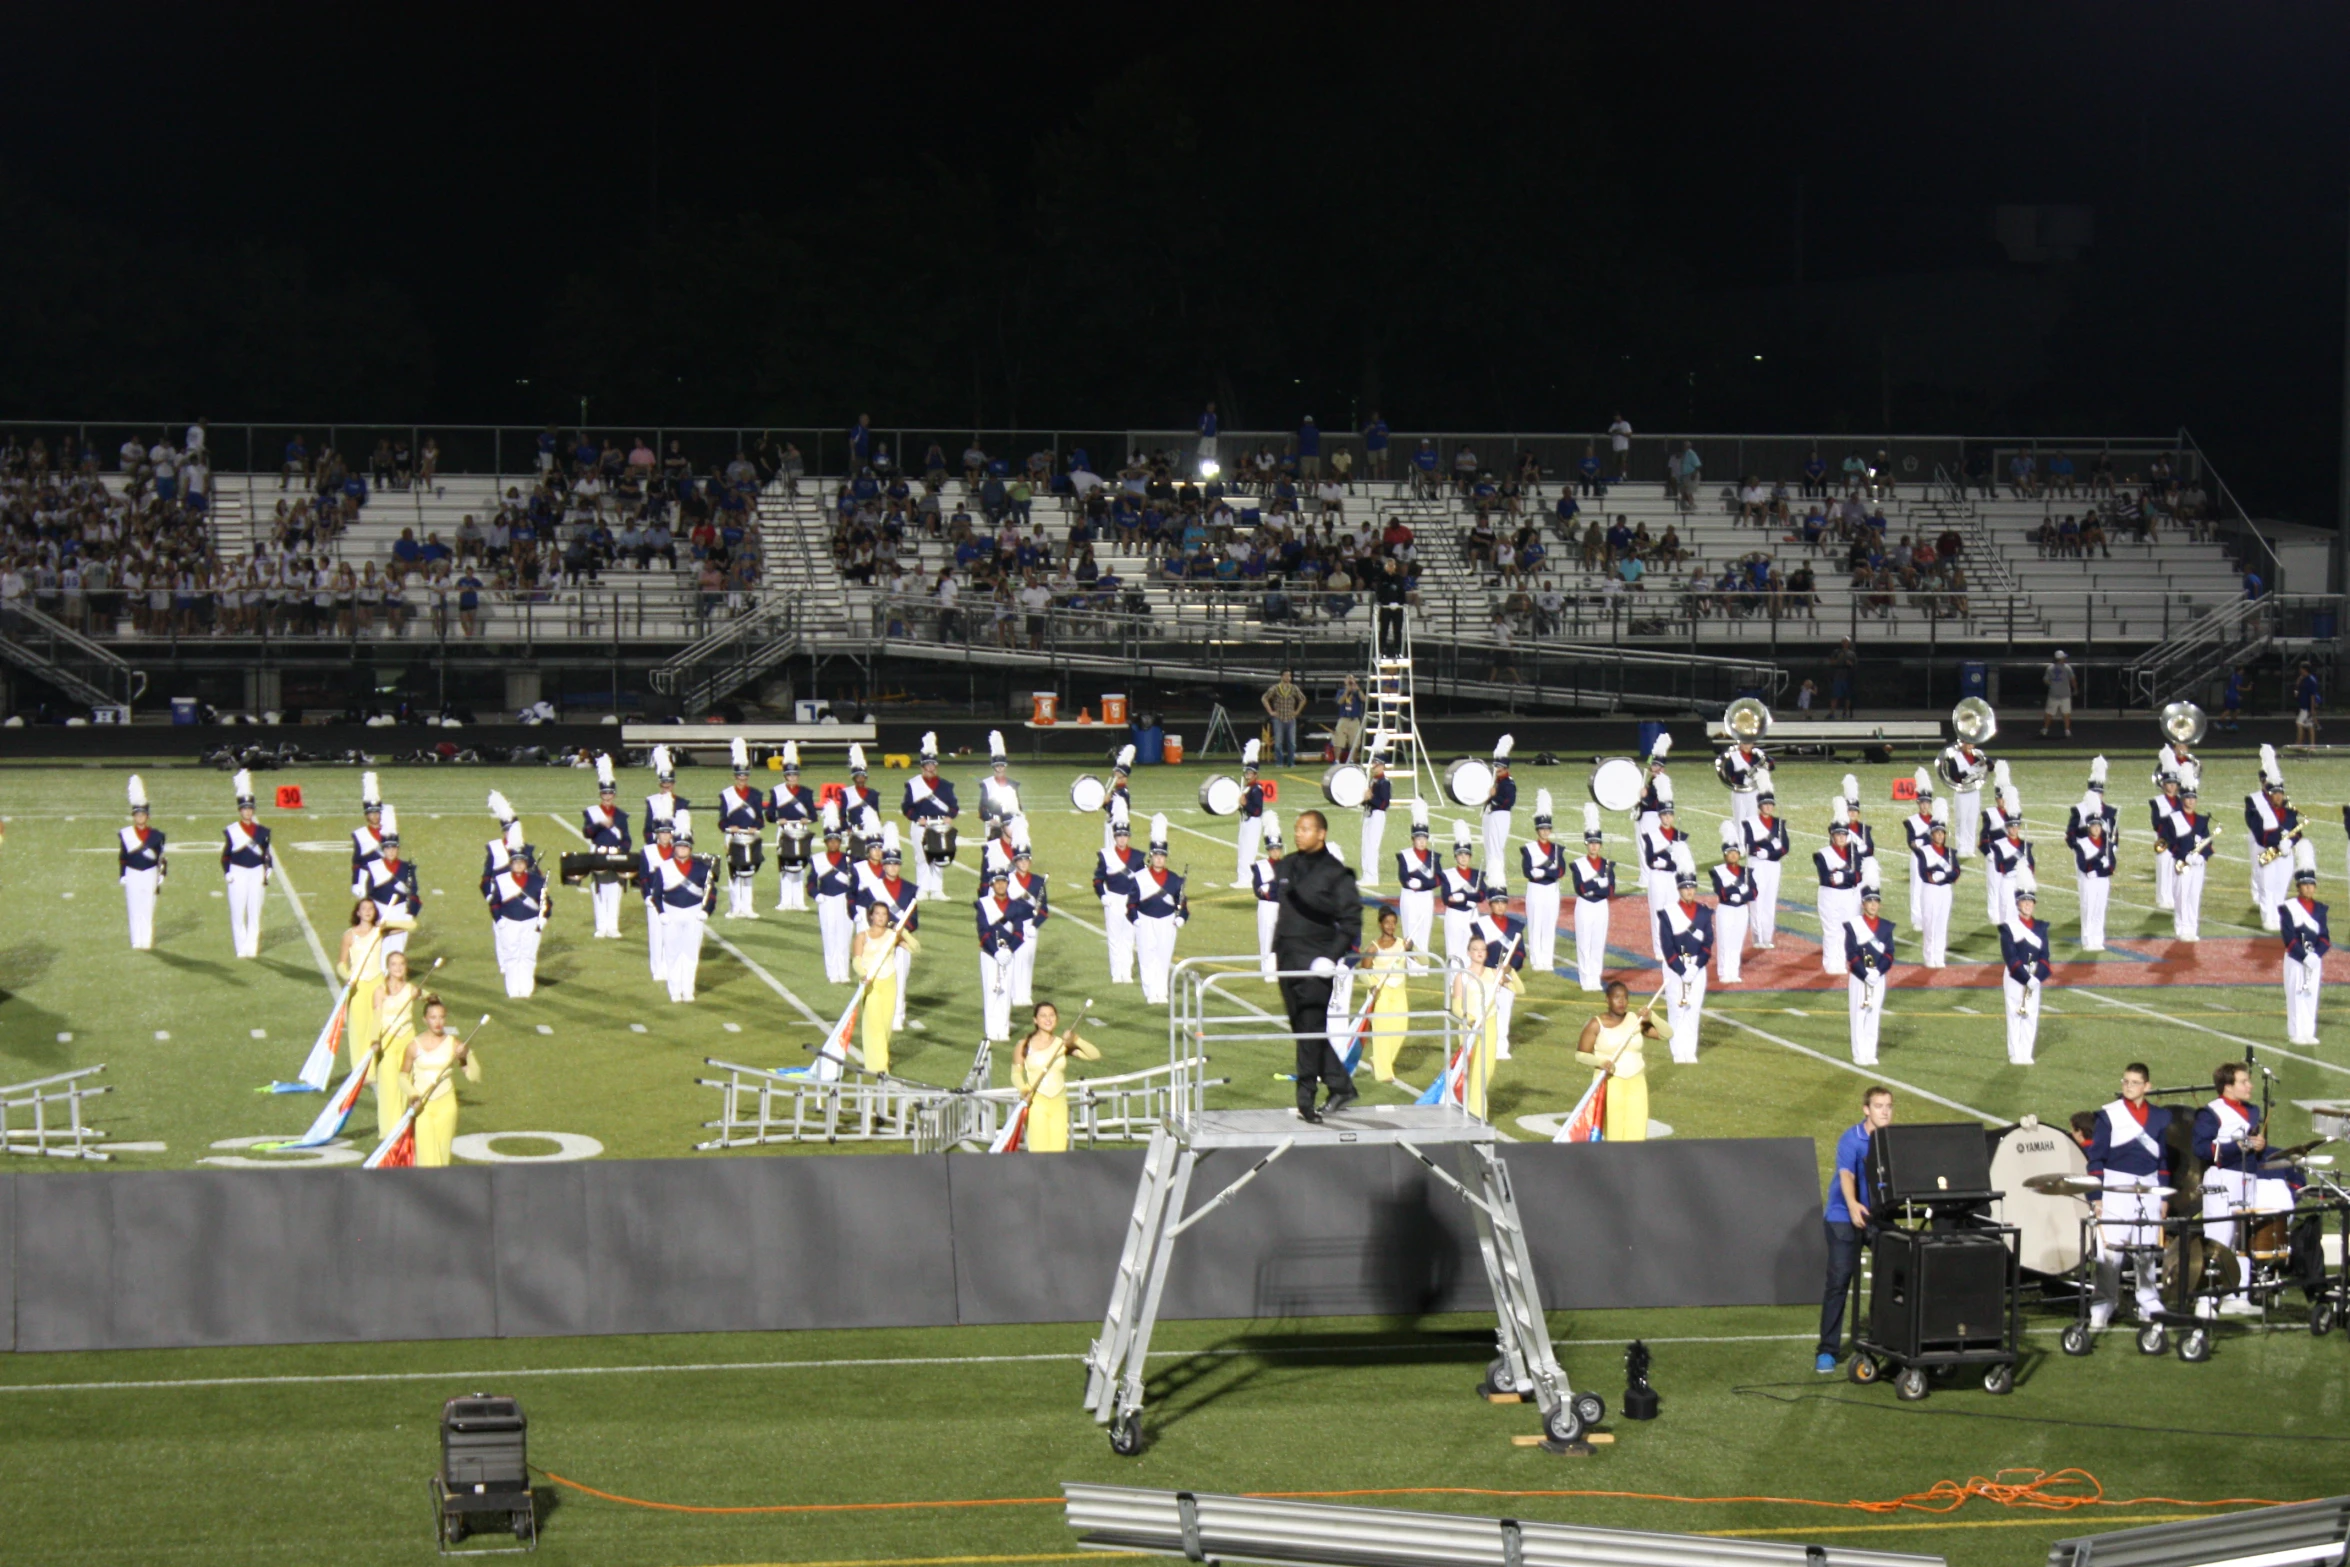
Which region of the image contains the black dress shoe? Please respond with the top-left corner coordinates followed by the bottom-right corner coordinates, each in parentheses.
top-left (1323, 1086), bottom-right (1360, 1117)
top-left (1297, 1106), bottom-right (1324, 1124)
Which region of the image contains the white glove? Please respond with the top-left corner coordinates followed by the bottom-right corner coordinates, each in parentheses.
top-left (1309, 956), bottom-right (1337, 978)
top-left (995, 946), bottom-right (1014, 970)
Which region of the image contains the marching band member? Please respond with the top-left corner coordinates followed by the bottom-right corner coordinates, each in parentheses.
top-left (2085, 1062), bottom-right (2171, 1332)
top-left (1999, 872), bottom-right (2050, 1064)
top-left (841, 744), bottom-right (883, 844)
top-left (2069, 796), bottom-right (2117, 951)
top-left (978, 731), bottom-right (1021, 836)
top-left (858, 824), bottom-right (921, 1028)
top-left (119, 775), bottom-right (165, 950)
top-left (1742, 772), bottom-right (1787, 949)
top-left (1233, 740), bottom-right (1267, 888)
top-left (1482, 735), bottom-right (1517, 873)
top-left (850, 898), bottom-right (912, 1074)
top-left (1519, 791), bottom-right (1565, 974)
top-left (2246, 746), bottom-right (2297, 931)
top-left (488, 822), bottom-right (551, 998)
top-left (1440, 819), bottom-right (1484, 965)
top-left (1984, 785), bottom-right (2031, 927)
top-left (1912, 797), bottom-right (1960, 968)
top-left (661, 810), bottom-right (716, 1002)
top-left (1978, 760), bottom-right (2014, 907)
top-left (479, 790), bottom-right (519, 907)
top-left (1011, 1001), bottom-right (1102, 1152)
top-left (1252, 812), bottom-right (1286, 981)
top-left (1007, 823), bottom-right (1048, 1007)
top-left (1102, 745), bottom-right (1135, 856)
top-left (975, 864), bottom-right (1028, 1043)
top-left (1632, 731), bottom-right (1671, 892)
top-left (2150, 769), bottom-right (2188, 913)
top-left (639, 812), bottom-right (679, 982)
top-left (1900, 768), bottom-right (1936, 929)
top-left (1658, 843), bottom-right (1711, 1063)
top-left (1711, 819), bottom-right (1754, 983)
top-left (979, 805), bottom-right (1018, 882)
top-left (1093, 802), bottom-right (1145, 984)
top-left (351, 771), bottom-right (385, 897)
top-left (2194, 1061), bottom-right (2285, 1316)
top-left (1718, 729), bottom-right (1768, 832)
top-left (1948, 734), bottom-right (1989, 858)
top-left (1359, 750), bottom-right (1391, 886)
top-left (903, 732), bottom-right (961, 903)
top-left (2282, 838), bottom-right (2328, 1046)
top-left (1845, 861), bottom-right (1895, 1067)
top-left (1396, 800), bottom-right (1441, 955)
top-left (1839, 773), bottom-right (1876, 859)
top-left (221, 769), bottom-right (273, 958)
top-left (811, 803), bottom-right (856, 983)
top-left (1815, 797), bottom-right (1864, 977)
top-left (1576, 980), bottom-right (1660, 1141)
top-left (2069, 755), bottom-right (2118, 839)
top-left (2158, 727), bottom-right (2195, 786)
top-left (1641, 779), bottom-right (1683, 960)
top-left (1364, 907), bottom-right (1414, 1081)
top-left (583, 754), bottom-right (632, 938)
top-left (770, 744), bottom-right (817, 912)
top-left (2164, 770), bottom-right (2215, 941)
top-left (717, 737), bottom-right (766, 920)
top-left (643, 744), bottom-right (686, 843)
top-left (1569, 803), bottom-right (1614, 992)
top-left (362, 803), bottom-right (421, 955)
top-left (1129, 815), bottom-right (1189, 1005)
top-left (1470, 883), bottom-right (1525, 1060)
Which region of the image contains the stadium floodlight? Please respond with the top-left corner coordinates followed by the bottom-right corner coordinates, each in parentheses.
top-left (2048, 1499), bottom-right (2350, 1567)
top-left (1198, 459), bottom-right (1221, 480)
top-left (1066, 1484), bottom-right (1944, 1567)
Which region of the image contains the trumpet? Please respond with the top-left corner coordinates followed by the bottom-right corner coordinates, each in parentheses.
top-left (2258, 823), bottom-right (2303, 867)
top-left (2173, 830), bottom-right (2217, 874)
top-left (2016, 980), bottom-right (2036, 1020)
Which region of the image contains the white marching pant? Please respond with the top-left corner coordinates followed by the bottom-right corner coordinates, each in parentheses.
top-left (2286, 955), bottom-right (2323, 1044)
top-left (1715, 904), bottom-right (1749, 982)
top-left (2154, 849), bottom-right (2176, 911)
top-left (1257, 899), bottom-right (1279, 981)
top-left (1442, 908), bottom-right (1474, 967)
top-left (728, 863), bottom-right (758, 918)
top-left (122, 868), bottom-right (159, 949)
top-left (1632, 813), bottom-right (1653, 890)
top-left (1749, 859), bottom-right (1781, 946)
top-left (1489, 979), bottom-right (1516, 1060)
top-left (817, 895), bottom-right (853, 982)
top-left (1847, 973), bottom-right (1883, 1064)
top-left (1986, 868), bottom-right (2015, 927)
top-left (980, 953), bottom-right (1014, 1040)
top-left (2076, 873), bottom-right (2110, 951)
top-left (1103, 895), bottom-right (1136, 982)
top-left (494, 919), bottom-right (542, 998)
top-left (1953, 789), bottom-right (1981, 858)
top-left (646, 902), bottom-right (670, 980)
top-left (1400, 889), bottom-right (1435, 955)
top-left (1235, 819), bottom-right (1263, 886)
top-left (1646, 880), bottom-right (1673, 960)
top-left (1482, 811), bottom-right (1511, 875)
top-left (381, 926), bottom-right (411, 959)
top-left (1571, 897), bottom-right (1610, 991)
top-left (893, 946), bottom-right (911, 1028)
top-left (1135, 915), bottom-right (1179, 1003)
top-left (777, 860), bottom-right (808, 913)
top-left (917, 856), bottom-right (948, 902)
top-left (1359, 812), bottom-right (1387, 886)
top-left (2096, 1183), bottom-right (2167, 1320)
top-left (1908, 858), bottom-right (1925, 929)
top-left (2201, 1172), bottom-right (2295, 1308)
top-left (226, 867), bottom-right (267, 958)
top-left (1729, 792), bottom-right (1759, 833)
top-left (592, 879), bottom-right (623, 938)
top-left (2256, 855), bottom-right (2291, 929)
top-left (1666, 966), bottom-right (1705, 1062)
top-left (1818, 890), bottom-right (1856, 975)
top-left (1523, 882), bottom-right (1560, 973)
top-left (666, 911), bottom-right (706, 1002)
top-left (1012, 935), bottom-right (1037, 1007)
top-left (2173, 858), bottom-right (2205, 941)
top-left (2002, 974), bottom-right (2040, 1063)
top-left (1918, 882), bottom-right (1953, 967)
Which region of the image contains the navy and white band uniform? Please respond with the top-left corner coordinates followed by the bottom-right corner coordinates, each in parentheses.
top-left (974, 870), bottom-right (1032, 1043)
top-left (1977, 761), bottom-right (2014, 913)
top-left (978, 735), bottom-right (1020, 838)
top-left (840, 745), bottom-right (883, 853)
top-left (583, 764), bottom-right (633, 939)
top-left (717, 749), bottom-right (768, 921)
top-left (1007, 836), bottom-right (1048, 1007)
top-left (1947, 743), bottom-right (1987, 858)
top-left (2150, 773), bottom-right (2187, 913)
top-left (1518, 791), bottom-right (1566, 974)
top-left (1739, 788), bottom-right (1787, 950)
top-left (1358, 762), bottom-right (1392, 888)
top-left (2281, 841), bottom-right (2329, 1047)
top-left (361, 804), bottom-right (420, 953)
top-left (1232, 740), bottom-right (1266, 887)
top-left (1910, 800), bottom-right (1960, 969)
top-left (489, 829), bottom-right (550, 999)
top-left (119, 777), bottom-right (166, 950)
top-left (852, 827), bottom-right (920, 1028)
top-left (1395, 809), bottom-right (1442, 955)
top-left (221, 771), bottom-right (274, 959)
top-left (769, 761), bottom-right (818, 913)
top-left (1709, 821), bottom-right (1754, 985)
top-left (1900, 769), bottom-right (1936, 929)
top-left (1568, 804), bottom-right (1614, 993)
top-left (1127, 817), bottom-right (1189, 1005)
top-left (1632, 737), bottom-right (1671, 891)
top-left (351, 773), bottom-right (385, 897)
top-left (1813, 800), bottom-right (1865, 977)
top-left (2245, 750), bottom-right (2297, 932)
top-left (1844, 873), bottom-right (1895, 1067)
top-left (1093, 814), bottom-right (1146, 984)
top-left (811, 813), bottom-right (857, 983)
top-left (1252, 814), bottom-right (1287, 982)
top-left (1102, 747), bottom-right (1134, 856)
top-left (1658, 847), bottom-right (1712, 1064)
top-left (1998, 877), bottom-right (2051, 1065)
top-left (1472, 885), bottom-right (1526, 1060)
top-left (1481, 738), bottom-right (1516, 874)
top-left (902, 740), bottom-right (961, 903)
top-left (642, 761), bottom-right (687, 847)
top-left (1983, 792), bottom-right (2033, 927)
top-left (639, 813), bottom-right (680, 982)
top-left (1718, 740), bottom-right (1767, 830)
top-left (2162, 781), bottom-right (2214, 942)
top-left (1837, 775), bottom-right (1877, 861)
top-left (2085, 1069), bottom-right (2172, 1328)
top-left (2193, 1067), bottom-right (2291, 1314)
top-left (2067, 804), bottom-right (2117, 953)
top-left (1639, 787), bottom-right (1683, 962)
top-left (1439, 823), bottom-right (1486, 967)
top-left (659, 816), bottom-right (717, 1003)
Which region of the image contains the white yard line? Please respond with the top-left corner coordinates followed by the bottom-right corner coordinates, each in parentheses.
top-left (267, 853), bottom-right (338, 994)
top-left (1704, 1012), bottom-right (2002, 1124)
top-left (2074, 988), bottom-right (2350, 1080)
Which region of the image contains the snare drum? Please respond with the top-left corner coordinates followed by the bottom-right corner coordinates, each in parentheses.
top-left (1199, 774), bottom-right (1245, 816)
top-left (1322, 762), bottom-right (1370, 809)
top-left (1589, 756), bottom-right (1645, 813)
top-left (727, 835), bottom-right (764, 875)
top-left (921, 823), bottom-right (959, 865)
top-left (1070, 774), bottom-right (1109, 812)
top-left (777, 823), bottom-right (812, 869)
top-left (1444, 757), bottom-right (1495, 808)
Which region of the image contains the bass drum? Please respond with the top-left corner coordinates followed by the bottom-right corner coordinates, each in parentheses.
top-left (1199, 774), bottom-right (1245, 817)
top-left (1589, 756), bottom-right (1645, 813)
top-left (1445, 757), bottom-right (1495, 808)
top-left (1987, 1121), bottom-right (2091, 1275)
top-left (1070, 774), bottom-right (1109, 812)
top-left (1322, 762), bottom-right (1370, 809)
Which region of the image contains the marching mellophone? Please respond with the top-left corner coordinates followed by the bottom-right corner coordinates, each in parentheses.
top-left (1935, 698), bottom-right (1996, 788)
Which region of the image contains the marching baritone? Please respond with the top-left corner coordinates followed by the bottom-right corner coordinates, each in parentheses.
top-left (2246, 744), bottom-right (2297, 930)
top-left (717, 737), bottom-right (767, 920)
top-left (850, 897), bottom-right (917, 1075)
top-left (639, 811), bottom-right (678, 982)
top-left (1359, 750), bottom-right (1392, 886)
top-left (1710, 818), bottom-right (1755, 984)
top-left (221, 769), bottom-right (274, 959)
top-left (770, 743), bottom-right (817, 912)
top-left (660, 810), bottom-right (716, 1002)
top-left (1844, 861), bottom-right (1895, 1067)
top-left (1575, 980), bottom-right (1661, 1142)
top-left (1815, 797), bottom-right (1865, 976)
top-left (1396, 800), bottom-right (1441, 955)
top-left (904, 732), bottom-right (962, 903)
top-left (1011, 1001), bottom-right (1103, 1153)
top-left (643, 744), bottom-right (686, 844)
top-left (1657, 842), bottom-right (1712, 1064)
top-left (1007, 821), bottom-right (1048, 1007)
top-left (1482, 734), bottom-right (1517, 873)
top-left (351, 771), bottom-right (385, 896)
top-left (1568, 803), bottom-right (1615, 992)
top-left (2194, 1061), bottom-right (2290, 1316)
top-left (857, 825), bottom-right (921, 1028)
top-left (1984, 785), bottom-right (2031, 926)
top-left (2085, 1062), bottom-right (2171, 1332)
top-left (1519, 790), bottom-right (1566, 974)
top-left (1718, 728), bottom-right (1769, 832)
top-left (1128, 815), bottom-right (1190, 1005)
top-left (488, 821), bottom-right (551, 999)
top-left (1470, 883), bottom-right (1526, 1060)
top-left (2164, 770), bottom-right (2215, 941)
top-left (2068, 795), bottom-right (2117, 952)
top-left (1640, 777), bottom-right (1683, 961)
top-left (975, 865), bottom-right (1031, 1043)
top-left (2282, 838), bottom-right (2329, 1046)
top-left (1440, 818), bottom-right (1485, 966)
top-left (583, 753), bottom-right (633, 938)
top-left (362, 803), bottom-right (421, 955)
top-left (1632, 730), bottom-right (1672, 892)
top-left (1741, 773), bottom-right (1787, 949)
top-left (811, 804), bottom-right (856, 983)
top-left (1900, 768), bottom-right (1936, 929)
top-left (1232, 739), bottom-right (1267, 887)
top-left (2150, 768), bottom-right (2188, 913)
top-left (1999, 872), bottom-right (2051, 1065)
top-left (1252, 812), bottom-right (1286, 981)
top-left (1912, 797), bottom-right (1960, 968)
top-left (1093, 803), bottom-right (1146, 985)
top-left (1364, 907), bottom-right (1414, 1081)
top-left (119, 774), bottom-right (166, 950)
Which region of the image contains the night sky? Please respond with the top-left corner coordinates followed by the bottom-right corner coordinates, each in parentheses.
top-left (6, 4), bottom-right (2349, 520)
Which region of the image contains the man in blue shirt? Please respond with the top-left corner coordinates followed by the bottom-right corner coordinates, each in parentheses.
top-left (1362, 413), bottom-right (1390, 481)
top-left (1296, 417), bottom-right (1321, 482)
top-left (1818, 1085), bottom-right (1893, 1372)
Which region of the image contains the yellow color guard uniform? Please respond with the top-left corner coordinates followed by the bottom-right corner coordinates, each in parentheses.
top-left (1450, 967), bottom-right (1500, 1119)
top-left (1011, 1030), bottom-right (1103, 1152)
top-left (1576, 1009), bottom-right (1650, 1141)
top-left (370, 979), bottom-right (419, 1135)
top-left (857, 930), bottom-right (912, 1075)
top-left (337, 928), bottom-right (387, 1078)
top-left (407, 1030), bottom-right (461, 1168)
top-left (1365, 937), bottom-right (1413, 1081)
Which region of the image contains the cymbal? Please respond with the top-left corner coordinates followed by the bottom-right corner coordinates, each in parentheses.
top-left (2024, 1173), bottom-right (2103, 1195)
top-left (2276, 1139), bottom-right (2332, 1158)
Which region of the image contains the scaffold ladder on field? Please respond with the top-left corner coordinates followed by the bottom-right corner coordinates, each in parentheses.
top-left (1363, 606), bottom-right (1447, 820)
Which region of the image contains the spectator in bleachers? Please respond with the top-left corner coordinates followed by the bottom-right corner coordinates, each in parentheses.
top-left (2047, 451), bottom-right (2076, 497)
top-left (2079, 509), bottom-right (2111, 559)
top-left (1411, 438), bottom-right (1440, 496)
top-left (1802, 448), bottom-right (1829, 498)
top-left (1576, 442), bottom-right (1605, 496)
top-left (282, 433), bottom-right (309, 490)
top-left (1840, 450), bottom-right (1868, 496)
top-left (1676, 442), bottom-right (1702, 511)
top-left (2007, 449), bottom-right (2038, 497)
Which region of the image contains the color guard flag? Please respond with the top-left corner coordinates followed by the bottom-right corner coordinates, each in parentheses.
top-left (362, 1102), bottom-right (421, 1168)
top-left (989, 1100), bottom-right (1029, 1153)
top-left (1554, 1073), bottom-right (1608, 1143)
top-left (259, 1061), bottom-right (372, 1152)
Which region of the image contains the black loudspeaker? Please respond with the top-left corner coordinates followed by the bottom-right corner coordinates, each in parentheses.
top-left (1870, 1122), bottom-right (1993, 1202)
top-left (1868, 1230), bottom-right (2009, 1356)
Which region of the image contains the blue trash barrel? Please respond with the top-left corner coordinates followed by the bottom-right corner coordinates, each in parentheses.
top-left (1636, 720), bottom-right (1666, 757)
top-left (1134, 725), bottom-right (1165, 766)
top-left (1960, 661), bottom-right (1988, 699)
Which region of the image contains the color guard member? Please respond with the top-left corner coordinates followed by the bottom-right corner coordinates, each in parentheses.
top-left (119, 774), bottom-right (165, 950)
top-left (2000, 871), bottom-right (2051, 1064)
top-left (221, 769), bottom-right (273, 958)
top-left (1519, 790), bottom-right (1565, 974)
top-left (1844, 861), bottom-right (1895, 1066)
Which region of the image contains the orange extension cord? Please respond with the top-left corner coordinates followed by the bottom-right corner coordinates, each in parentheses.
top-left (532, 1467), bottom-right (2311, 1519)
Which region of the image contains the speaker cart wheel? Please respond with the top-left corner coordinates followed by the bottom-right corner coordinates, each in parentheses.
top-left (1108, 1409), bottom-right (1144, 1457)
top-left (2177, 1326), bottom-right (2213, 1363)
top-left (1543, 1402), bottom-right (1585, 1445)
top-left (1572, 1391), bottom-right (1606, 1429)
top-left (2060, 1322), bottom-right (2093, 1356)
top-left (2136, 1322), bottom-right (2167, 1356)
top-left (2312, 1301), bottom-right (2338, 1337)
top-left (1894, 1367), bottom-right (1929, 1402)
top-left (1846, 1354), bottom-right (1879, 1386)
top-left (1983, 1362), bottom-right (2014, 1395)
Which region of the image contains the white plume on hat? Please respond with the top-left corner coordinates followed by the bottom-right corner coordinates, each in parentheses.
top-left (1149, 812), bottom-right (1169, 848)
top-left (1913, 765), bottom-right (1934, 797)
top-left (821, 799), bottom-right (842, 833)
top-left (1650, 731), bottom-right (1673, 762)
top-left (1116, 743), bottom-right (1136, 771)
top-left (1755, 765), bottom-right (1776, 797)
top-left (651, 744), bottom-right (673, 779)
top-left (988, 730), bottom-right (1007, 763)
top-left (1842, 772), bottom-right (1859, 803)
top-left (1452, 819), bottom-right (1474, 850)
top-left (1673, 841), bottom-right (1698, 882)
top-left (1243, 738), bottom-right (1261, 767)
top-left (233, 768), bottom-right (254, 802)
top-left (1111, 795), bottom-right (1131, 829)
top-left (361, 771), bottom-right (381, 807)
top-left (1718, 816), bottom-right (1740, 849)
top-left (1493, 733), bottom-right (1515, 762)
top-left (1262, 811), bottom-right (1282, 847)
top-left (860, 804), bottom-right (882, 837)
top-left (1992, 759), bottom-right (2012, 790)
top-left (850, 743), bottom-right (869, 772)
top-left (127, 774), bottom-right (147, 810)
top-left (2001, 784), bottom-right (2021, 816)
top-left (731, 735), bottom-right (750, 772)
top-left (1534, 788), bottom-right (1554, 822)
top-left (2180, 761), bottom-right (2201, 793)
top-left (2014, 868), bottom-right (2039, 898)
top-left (1830, 795), bottom-right (1849, 827)
top-left (883, 821), bottom-right (902, 855)
top-left (783, 741), bottom-right (801, 770)
top-left (2078, 792), bottom-right (2104, 825)
top-left (2260, 744), bottom-right (2283, 786)
top-left (504, 819), bottom-right (526, 851)
top-left (1412, 797), bottom-right (1431, 831)
top-left (2089, 754), bottom-right (2108, 789)
top-left (488, 790), bottom-right (515, 825)
top-left (920, 731), bottom-right (939, 762)
top-left (1931, 795), bottom-right (1949, 826)
top-left (1582, 801), bottom-right (1602, 838)
top-left (1654, 775), bottom-right (1675, 806)
top-left (672, 808), bottom-right (692, 840)
top-left (595, 752), bottom-right (616, 789)
top-left (379, 802), bottom-right (399, 839)
top-left (1861, 856), bottom-right (1882, 893)
top-left (1010, 813), bottom-right (1031, 853)
top-left (2294, 837), bottom-right (2318, 877)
